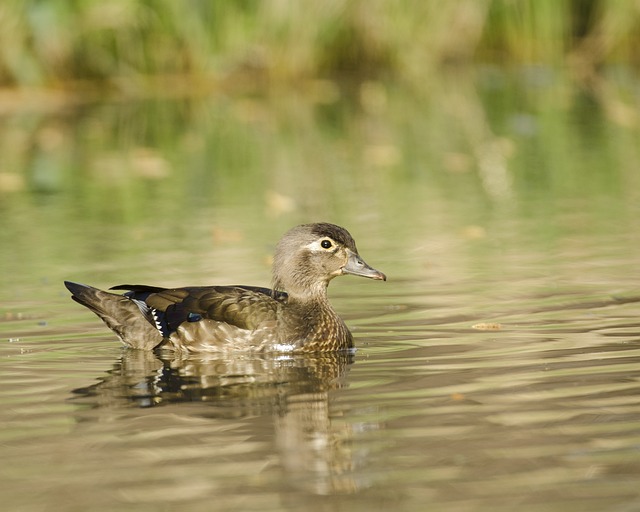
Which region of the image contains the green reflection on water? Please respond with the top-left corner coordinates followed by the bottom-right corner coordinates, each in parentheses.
top-left (0, 68), bottom-right (639, 306)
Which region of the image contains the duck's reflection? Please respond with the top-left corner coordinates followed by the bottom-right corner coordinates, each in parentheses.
top-left (72, 349), bottom-right (373, 495)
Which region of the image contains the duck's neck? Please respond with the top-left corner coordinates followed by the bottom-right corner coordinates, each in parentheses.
top-left (274, 274), bottom-right (329, 301)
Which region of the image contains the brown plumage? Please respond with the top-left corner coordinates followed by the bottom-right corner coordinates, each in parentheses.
top-left (65, 223), bottom-right (386, 353)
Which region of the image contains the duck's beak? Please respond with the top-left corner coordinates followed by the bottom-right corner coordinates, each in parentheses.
top-left (342, 250), bottom-right (386, 281)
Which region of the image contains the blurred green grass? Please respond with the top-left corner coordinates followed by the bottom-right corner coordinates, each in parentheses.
top-left (0, 0), bottom-right (639, 91)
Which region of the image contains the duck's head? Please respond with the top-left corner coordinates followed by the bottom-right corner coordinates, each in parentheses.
top-left (273, 223), bottom-right (386, 299)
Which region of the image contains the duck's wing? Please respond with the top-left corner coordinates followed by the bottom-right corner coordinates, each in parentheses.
top-left (110, 284), bottom-right (286, 335)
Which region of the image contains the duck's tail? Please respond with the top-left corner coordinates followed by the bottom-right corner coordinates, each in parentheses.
top-left (64, 281), bottom-right (164, 350)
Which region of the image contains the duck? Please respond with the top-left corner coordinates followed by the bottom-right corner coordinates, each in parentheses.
top-left (65, 223), bottom-right (386, 353)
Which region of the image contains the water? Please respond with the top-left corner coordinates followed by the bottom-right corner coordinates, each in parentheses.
top-left (2, 68), bottom-right (640, 511)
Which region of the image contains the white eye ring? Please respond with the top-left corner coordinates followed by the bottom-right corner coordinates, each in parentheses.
top-left (304, 238), bottom-right (337, 252)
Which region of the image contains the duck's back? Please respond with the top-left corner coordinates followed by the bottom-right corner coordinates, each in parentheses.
top-left (130, 284), bottom-right (286, 352)
top-left (65, 282), bottom-right (286, 351)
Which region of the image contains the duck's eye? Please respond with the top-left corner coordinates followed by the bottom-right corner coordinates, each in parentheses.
top-left (321, 239), bottom-right (332, 249)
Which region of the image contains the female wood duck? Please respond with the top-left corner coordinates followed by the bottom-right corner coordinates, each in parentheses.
top-left (65, 223), bottom-right (386, 353)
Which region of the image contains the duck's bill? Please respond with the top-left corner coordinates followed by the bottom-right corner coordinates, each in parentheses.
top-left (342, 251), bottom-right (386, 281)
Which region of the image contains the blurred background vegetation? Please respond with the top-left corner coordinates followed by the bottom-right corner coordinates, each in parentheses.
top-left (1, 0), bottom-right (639, 91)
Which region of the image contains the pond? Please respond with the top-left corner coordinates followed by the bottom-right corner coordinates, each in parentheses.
top-left (1, 68), bottom-right (640, 511)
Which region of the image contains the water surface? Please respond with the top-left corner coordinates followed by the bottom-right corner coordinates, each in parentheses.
top-left (2, 69), bottom-right (640, 511)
